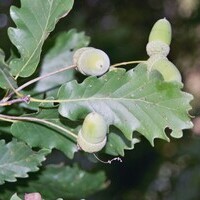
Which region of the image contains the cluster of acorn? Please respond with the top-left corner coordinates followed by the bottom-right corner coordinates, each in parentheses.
top-left (146, 18), bottom-right (181, 82)
top-left (72, 18), bottom-right (182, 153)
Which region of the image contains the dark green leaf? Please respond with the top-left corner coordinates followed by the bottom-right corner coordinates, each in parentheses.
top-left (58, 64), bottom-right (193, 146)
top-left (0, 139), bottom-right (50, 185)
top-left (11, 107), bottom-right (78, 159)
top-left (6, 165), bottom-right (107, 200)
top-left (104, 127), bottom-right (141, 156)
top-left (8, 0), bottom-right (74, 77)
top-left (0, 49), bottom-right (17, 89)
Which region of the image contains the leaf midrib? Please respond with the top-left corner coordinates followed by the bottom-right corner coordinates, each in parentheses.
top-left (59, 96), bottom-right (180, 112)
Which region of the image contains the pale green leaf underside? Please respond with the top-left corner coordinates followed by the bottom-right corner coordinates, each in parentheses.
top-left (58, 64), bottom-right (193, 145)
top-left (0, 140), bottom-right (50, 185)
top-left (3, 165), bottom-right (107, 199)
top-left (11, 107), bottom-right (78, 159)
top-left (35, 29), bottom-right (90, 96)
top-left (8, 0), bottom-right (74, 77)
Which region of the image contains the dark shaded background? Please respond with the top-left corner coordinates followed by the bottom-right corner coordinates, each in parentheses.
top-left (1, 0), bottom-right (200, 199)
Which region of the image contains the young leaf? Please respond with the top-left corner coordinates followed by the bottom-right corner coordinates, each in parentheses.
top-left (58, 64), bottom-right (193, 145)
top-left (35, 29), bottom-right (90, 96)
top-left (8, 0), bottom-right (74, 78)
top-left (11, 107), bottom-right (78, 159)
top-left (3, 165), bottom-right (107, 199)
top-left (0, 49), bottom-right (17, 90)
top-left (0, 139), bottom-right (50, 185)
top-left (10, 193), bottom-right (22, 200)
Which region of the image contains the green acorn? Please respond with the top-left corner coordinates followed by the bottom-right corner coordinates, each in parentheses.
top-left (73, 47), bottom-right (110, 76)
top-left (148, 18), bottom-right (172, 45)
top-left (146, 18), bottom-right (172, 57)
top-left (147, 57), bottom-right (182, 83)
top-left (77, 112), bottom-right (107, 153)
